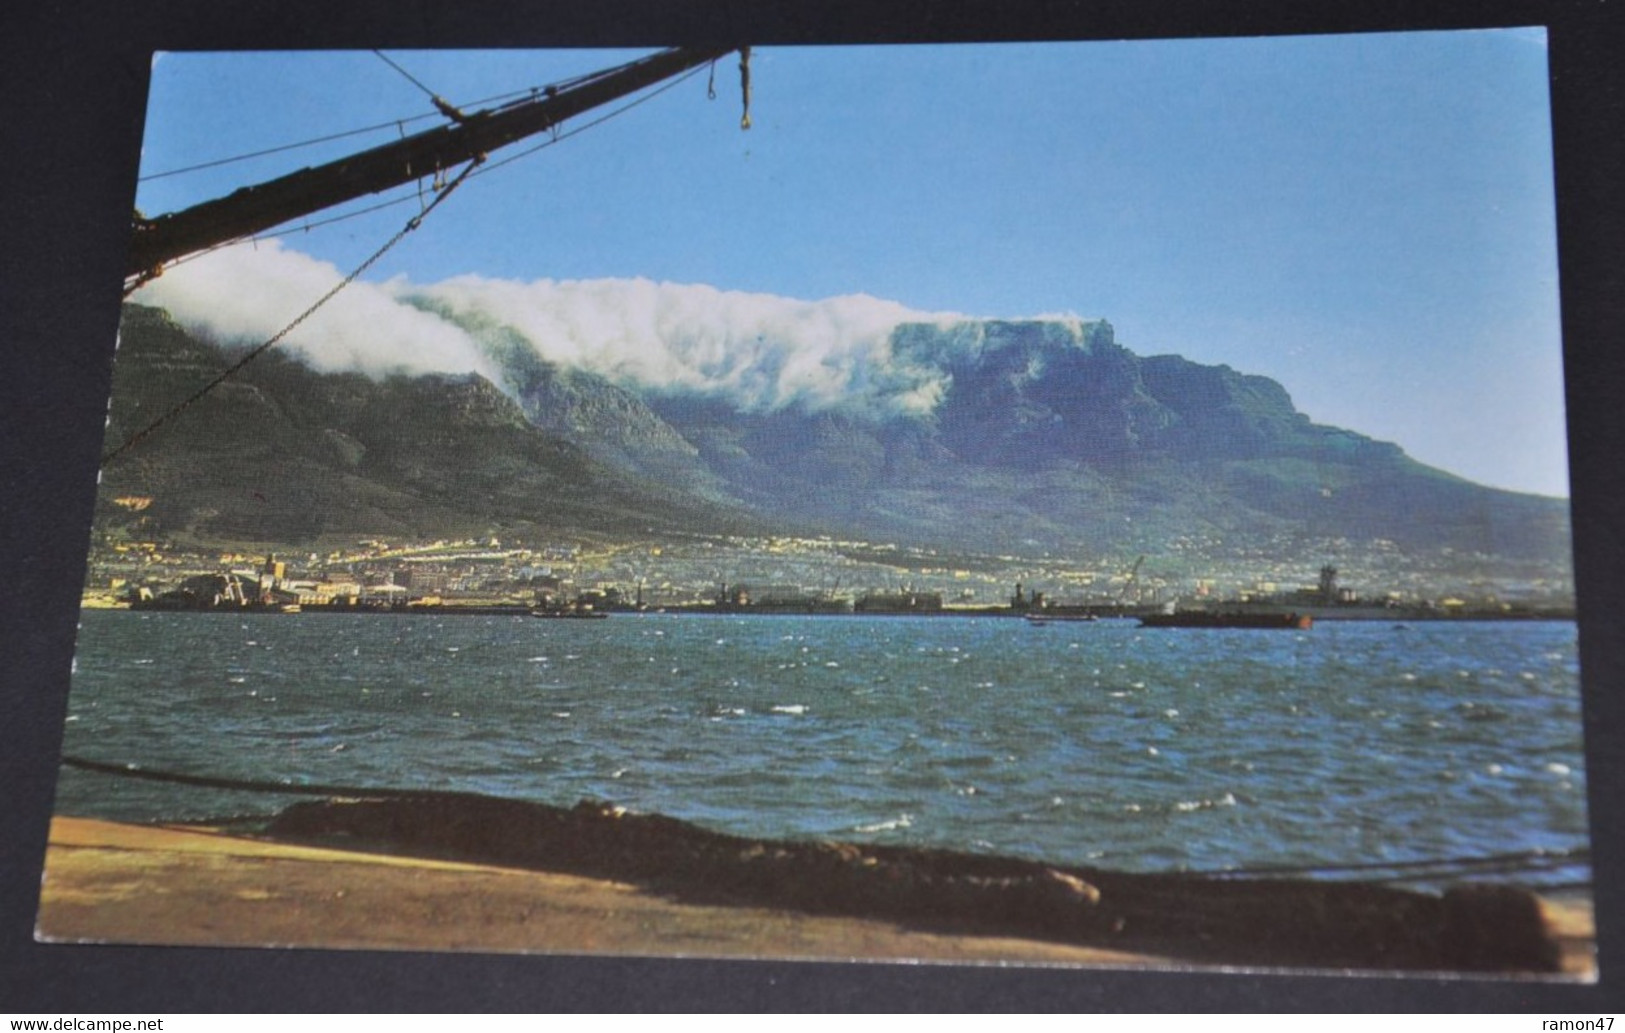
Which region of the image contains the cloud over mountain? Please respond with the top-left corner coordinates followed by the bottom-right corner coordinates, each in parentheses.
top-left (133, 241), bottom-right (1105, 421)
top-left (134, 241), bottom-right (503, 383)
top-left (399, 274), bottom-right (971, 418)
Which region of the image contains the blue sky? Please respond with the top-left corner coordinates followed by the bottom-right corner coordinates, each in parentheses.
top-left (134, 29), bottom-right (1568, 496)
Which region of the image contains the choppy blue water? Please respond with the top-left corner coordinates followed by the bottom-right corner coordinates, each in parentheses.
top-left (55, 611), bottom-right (1589, 882)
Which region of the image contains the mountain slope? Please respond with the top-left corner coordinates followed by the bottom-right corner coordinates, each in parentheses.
top-left (625, 319), bottom-right (1571, 562)
top-left (95, 305), bottom-right (763, 547)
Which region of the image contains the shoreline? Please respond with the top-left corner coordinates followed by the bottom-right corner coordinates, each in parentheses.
top-left (83, 597), bottom-right (1578, 622)
top-left (34, 816), bottom-right (1183, 967)
top-left (36, 799), bottom-right (1596, 978)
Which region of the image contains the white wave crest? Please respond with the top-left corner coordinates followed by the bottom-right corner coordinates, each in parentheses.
top-left (853, 814), bottom-right (914, 833)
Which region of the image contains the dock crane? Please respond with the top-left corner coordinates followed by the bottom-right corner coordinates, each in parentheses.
top-left (126, 45), bottom-right (746, 291)
top-left (1115, 555), bottom-right (1145, 607)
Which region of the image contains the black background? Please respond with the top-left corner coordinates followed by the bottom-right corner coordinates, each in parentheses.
top-left (4, 0), bottom-right (1622, 1013)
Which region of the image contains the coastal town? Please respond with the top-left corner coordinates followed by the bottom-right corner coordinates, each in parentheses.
top-left (80, 522), bottom-right (1576, 621)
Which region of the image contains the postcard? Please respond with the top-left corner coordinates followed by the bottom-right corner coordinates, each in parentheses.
top-left (35, 31), bottom-right (1592, 980)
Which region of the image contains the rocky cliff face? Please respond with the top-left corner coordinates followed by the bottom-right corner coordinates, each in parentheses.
top-left (621, 318), bottom-right (1568, 560)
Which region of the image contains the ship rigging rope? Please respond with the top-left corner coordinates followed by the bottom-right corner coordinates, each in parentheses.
top-left (139, 51), bottom-right (656, 183)
top-left (60, 754), bottom-right (481, 801)
top-left (371, 49), bottom-right (446, 104)
top-left (372, 50), bottom-right (467, 124)
top-left (147, 62), bottom-right (711, 277)
top-left (465, 63), bottom-right (709, 177)
top-left (56, 753), bottom-right (1590, 885)
top-left (139, 83), bottom-right (529, 184)
top-left (1192, 849), bottom-right (1590, 881)
top-left (103, 155), bottom-right (483, 469)
top-left (140, 115), bottom-right (443, 182)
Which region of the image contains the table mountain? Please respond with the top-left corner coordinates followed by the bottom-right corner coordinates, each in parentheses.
top-left (98, 304), bottom-right (1570, 571)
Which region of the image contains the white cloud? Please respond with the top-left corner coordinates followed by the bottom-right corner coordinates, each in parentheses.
top-left (133, 241), bottom-right (1103, 421)
top-left (134, 241), bottom-right (501, 382)
top-left (398, 273), bottom-right (969, 416)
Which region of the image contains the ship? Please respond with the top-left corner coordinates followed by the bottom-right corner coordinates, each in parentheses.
top-left (1137, 610), bottom-right (1312, 630)
top-left (1024, 612), bottom-right (1099, 625)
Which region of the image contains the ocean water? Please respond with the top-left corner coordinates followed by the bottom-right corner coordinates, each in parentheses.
top-left (54, 611), bottom-right (1590, 883)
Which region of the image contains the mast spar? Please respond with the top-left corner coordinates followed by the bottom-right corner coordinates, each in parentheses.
top-left (127, 45), bottom-right (740, 286)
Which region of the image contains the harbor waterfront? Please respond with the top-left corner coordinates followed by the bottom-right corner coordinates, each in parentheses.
top-left (54, 610), bottom-right (1588, 885)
